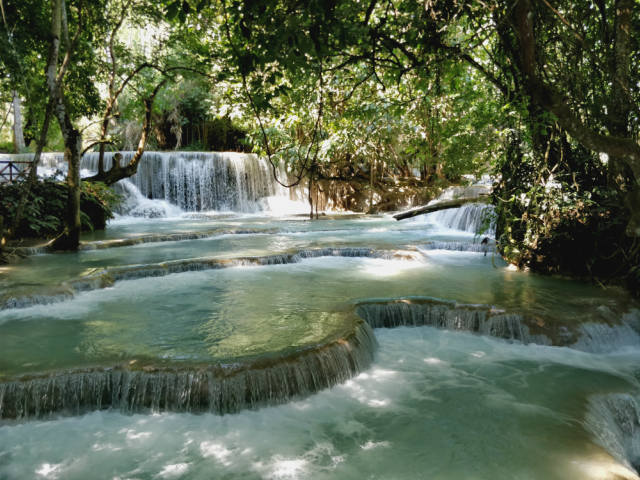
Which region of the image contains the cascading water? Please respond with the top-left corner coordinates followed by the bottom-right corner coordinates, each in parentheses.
top-left (0, 320), bottom-right (378, 420)
top-left (4, 155), bottom-right (640, 479)
top-left (0, 152), bottom-right (69, 180)
top-left (416, 241), bottom-right (497, 253)
top-left (571, 307), bottom-right (640, 353)
top-left (425, 203), bottom-right (496, 234)
top-left (87, 151), bottom-right (287, 213)
top-left (407, 183), bottom-right (497, 236)
top-left (5, 151), bottom-right (290, 214)
top-left (113, 181), bottom-right (183, 218)
top-left (355, 299), bottom-right (552, 346)
top-left (95, 151), bottom-right (289, 213)
top-left (585, 394), bottom-right (640, 475)
top-left (355, 299), bottom-right (640, 353)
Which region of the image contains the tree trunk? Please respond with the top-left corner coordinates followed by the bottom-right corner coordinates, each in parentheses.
top-left (85, 80), bottom-right (168, 186)
top-left (515, 0), bottom-right (640, 182)
top-left (98, 141), bottom-right (106, 175)
top-left (12, 91), bottom-right (25, 151)
top-left (48, 0), bottom-right (84, 251)
top-left (393, 197), bottom-right (488, 221)
top-left (49, 103), bottom-right (83, 251)
top-left (607, 0), bottom-right (633, 190)
top-left (308, 168), bottom-right (314, 219)
top-left (367, 156), bottom-right (376, 213)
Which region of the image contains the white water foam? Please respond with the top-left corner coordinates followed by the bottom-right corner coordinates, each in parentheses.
top-left (586, 394), bottom-right (640, 475)
top-left (1, 328), bottom-right (638, 479)
top-left (6, 151), bottom-right (308, 217)
top-left (405, 185), bottom-right (496, 236)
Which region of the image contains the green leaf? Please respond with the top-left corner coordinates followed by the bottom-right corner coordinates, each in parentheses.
top-left (166, 0), bottom-right (180, 20)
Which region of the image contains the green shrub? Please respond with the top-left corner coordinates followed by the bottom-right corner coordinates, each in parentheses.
top-left (0, 141), bottom-right (14, 153)
top-left (0, 177), bottom-right (120, 239)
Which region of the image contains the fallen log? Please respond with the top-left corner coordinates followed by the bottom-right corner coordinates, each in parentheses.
top-left (393, 196), bottom-right (489, 221)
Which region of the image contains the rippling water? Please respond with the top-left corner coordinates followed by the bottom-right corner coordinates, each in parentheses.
top-left (1, 206), bottom-right (639, 479)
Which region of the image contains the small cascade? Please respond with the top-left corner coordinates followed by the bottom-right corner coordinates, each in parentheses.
top-left (355, 299), bottom-right (551, 345)
top-left (354, 299), bottom-right (640, 353)
top-left (1, 248), bottom-right (422, 310)
top-left (573, 308), bottom-right (640, 353)
top-left (426, 203), bottom-right (496, 235)
top-left (403, 182), bottom-right (496, 235)
top-left (0, 320), bottom-right (378, 420)
top-left (585, 394), bottom-right (640, 475)
top-left (5, 245), bottom-right (53, 256)
top-left (416, 241), bottom-right (497, 254)
top-left (297, 247), bottom-right (420, 261)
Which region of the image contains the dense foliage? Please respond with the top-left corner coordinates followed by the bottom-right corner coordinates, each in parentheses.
top-left (0, 179), bottom-right (118, 239)
top-left (1, 0), bottom-right (639, 291)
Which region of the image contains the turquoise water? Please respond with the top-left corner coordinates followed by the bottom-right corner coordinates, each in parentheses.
top-left (1, 210), bottom-right (639, 479)
top-left (1, 328), bottom-right (639, 479)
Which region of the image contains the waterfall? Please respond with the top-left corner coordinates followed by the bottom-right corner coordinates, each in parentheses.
top-left (5, 151), bottom-right (289, 214)
top-left (0, 320), bottom-right (378, 420)
top-left (112, 181), bottom-right (183, 218)
top-left (87, 151), bottom-right (287, 213)
top-left (406, 183), bottom-right (496, 235)
top-left (0, 152), bottom-right (69, 180)
top-left (585, 394), bottom-right (640, 475)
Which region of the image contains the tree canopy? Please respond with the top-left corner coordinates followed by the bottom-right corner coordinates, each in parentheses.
top-left (1, 0), bottom-right (639, 290)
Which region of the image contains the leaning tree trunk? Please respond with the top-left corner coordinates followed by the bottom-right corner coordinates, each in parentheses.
top-left (12, 91), bottom-right (25, 152)
top-left (393, 197), bottom-right (488, 221)
top-left (85, 80), bottom-right (168, 186)
top-left (607, 0), bottom-right (633, 191)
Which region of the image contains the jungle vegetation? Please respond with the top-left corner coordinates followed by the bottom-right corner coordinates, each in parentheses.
top-left (0, 0), bottom-right (638, 293)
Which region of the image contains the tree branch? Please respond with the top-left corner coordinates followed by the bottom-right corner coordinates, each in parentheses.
top-left (515, 0), bottom-right (640, 182)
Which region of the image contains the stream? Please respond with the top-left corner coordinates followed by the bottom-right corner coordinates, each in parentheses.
top-left (0, 152), bottom-right (639, 479)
